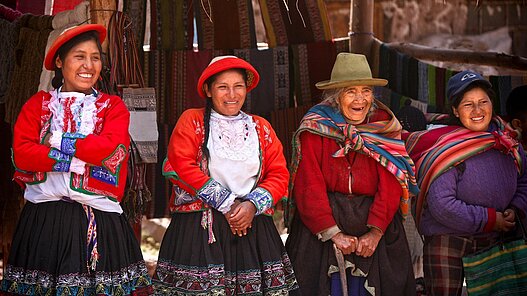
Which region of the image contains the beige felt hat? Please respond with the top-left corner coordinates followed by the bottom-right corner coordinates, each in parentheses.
top-left (315, 53), bottom-right (388, 89)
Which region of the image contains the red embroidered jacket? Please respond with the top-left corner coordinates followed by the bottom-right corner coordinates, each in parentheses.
top-left (12, 90), bottom-right (130, 201)
top-left (162, 108), bottom-right (289, 215)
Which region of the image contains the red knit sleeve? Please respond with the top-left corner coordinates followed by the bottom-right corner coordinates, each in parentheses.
top-left (294, 132), bottom-right (338, 234)
top-left (255, 117), bottom-right (289, 205)
top-left (367, 163), bottom-right (403, 232)
top-left (73, 95), bottom-right (130, 167)
top-left (13, 92), bottom-right (56, 172)
top-left (167, 109), bottom-right (211, 195)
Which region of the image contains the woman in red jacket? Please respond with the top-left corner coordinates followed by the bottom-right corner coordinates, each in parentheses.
top-left (1, 24), bottom-right (152, 295)
top-left (154, 55), bottom-right (298, 295)
top-left (285, 53), bottom-right (418, 295)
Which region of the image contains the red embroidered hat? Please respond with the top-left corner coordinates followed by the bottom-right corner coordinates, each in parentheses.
top-left (197, 55), bottom-right (260, 98)
top-left (44, 24), bottom-right (107, 71)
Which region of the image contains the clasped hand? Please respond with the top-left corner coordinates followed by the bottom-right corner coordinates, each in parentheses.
top-left (224, 199), bottom-right (256, 237)
top-left (331, 228), bottom-right (383, 258)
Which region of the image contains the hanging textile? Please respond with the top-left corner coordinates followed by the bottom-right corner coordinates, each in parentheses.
top-left (195, 0), bottom-right (257, 50)
top-left (0, 16), bottom-right (19, 104)
top-left (16, 0), bottom-right (45, 15)
top-left (154, 0), bottom-right (194, 50)
top-left (122, 0), bottom-right (147, 60)
top-left (290, 40), bottom-right (339, 106)
top-left (234, 46), bottom-right (290, 116)
top-left (4, 14), bottom-right (53, 125)
top-left (50, 0), bottom-right (82, 15)
top-left (258, 0), bottom-right (331, 47)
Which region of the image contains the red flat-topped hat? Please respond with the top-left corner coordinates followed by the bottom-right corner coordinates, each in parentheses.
top-left (197, 55), bottom-right (260, 98)
top-left (44, 24), bottom-right (106, 71)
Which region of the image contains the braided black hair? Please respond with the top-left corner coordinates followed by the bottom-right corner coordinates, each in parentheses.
top-left (202, 99), bottom-right (213, 161)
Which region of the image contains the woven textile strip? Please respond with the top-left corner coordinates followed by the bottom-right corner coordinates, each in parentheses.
top-left (290, 101), bottom-right (419, 219)
top-left (158, 0), bottom-right (193, 50)
top-left (0, 17), bottom-right (17, 104)
top-left (405, 118), bottom-right (522, 227)
top-left (258, 0), bottom-right (331, 47)
top-left (234, 46), bottom-right (290, 116)
top-left (195, 0), bottom-right (256, 50)
top-left (462, 239), bottom-right (527, 296)
top-left (5, 14), bottom-right (53, 125)
top-left (290, 41), bottom-right (338, 107)
top-left (122, 0), bottom-right (147, 54)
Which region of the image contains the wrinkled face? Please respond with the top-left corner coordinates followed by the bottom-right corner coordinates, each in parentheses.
top-left (452, 87), bottom-right (493, 132)
top-left (338, 86), bottom-right (373, 125)
top-left (205, 69), bottom-right (247, 116)
top-left (55, 39), bottom-right (102, 94)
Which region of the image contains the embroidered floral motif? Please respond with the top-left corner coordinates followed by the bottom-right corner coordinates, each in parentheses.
top-left (197, 179), bottom-right (231, 210)
top-left (90, 166), bottom-right (117, 186)
top-left (48, 148), bottom-right (72, 162)
top-left (102, 145), bottom-right (127, 174)
top-left (2, 261), bottom-right (152, 296)
top-left (245, 187), bottom-right (273, 215)
top-left (172, 185), bottom-right (196, 206)
top-left (209, 112), bottom-right (258, 161)
top-left (154, 254), bottom-right (298, 295)
top-left (52, 161), bottom-right (71, 172)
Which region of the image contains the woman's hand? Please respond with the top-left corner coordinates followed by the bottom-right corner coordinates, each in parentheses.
top-left (331, 232), bottom-right (358, 255)
top-left (226, 201), bottom-right (256, 236)
top-left (356, 228), bottom-right (383, 258)
top-left (494, 210), bottom-right (516, 232)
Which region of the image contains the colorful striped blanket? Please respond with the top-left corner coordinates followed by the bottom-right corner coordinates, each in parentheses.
top-left (289, 100), bottom-right (419, 219)
top-left (405, 116), bottom-right (522, 227)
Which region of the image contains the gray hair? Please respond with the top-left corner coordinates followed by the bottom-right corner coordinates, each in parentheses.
top-left (321, 87), bottom-right (378, 117)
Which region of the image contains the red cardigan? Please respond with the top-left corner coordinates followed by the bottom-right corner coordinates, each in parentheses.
top-left (163, 108), bottom-right (289, 214)
top-left (12, 90), bottom-right (130, 201)
top-left (293, 111), bottom-right (402, 234)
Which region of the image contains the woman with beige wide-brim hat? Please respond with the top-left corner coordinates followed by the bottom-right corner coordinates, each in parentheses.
top-left (286, 52), bottom-right (418, 295)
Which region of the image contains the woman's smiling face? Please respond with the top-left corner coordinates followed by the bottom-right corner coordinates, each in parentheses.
top-left (452, 87), bottom-right (493, 132)
top-left (338, 86), bottom-right (373, 125)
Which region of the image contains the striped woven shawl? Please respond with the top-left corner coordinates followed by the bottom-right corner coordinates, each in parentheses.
top-left (290, 100), bottom-right (419, 219)
top-left (405, 117), bottom-right (522, 227)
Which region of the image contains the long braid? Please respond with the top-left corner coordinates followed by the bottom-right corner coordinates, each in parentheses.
top-left (51, 69), bottom-right (64, 89)
top-left (202, 98), bottom-right (213, 161)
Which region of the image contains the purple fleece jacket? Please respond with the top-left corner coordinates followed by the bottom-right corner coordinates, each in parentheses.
top-left (419, 146), bottom-right (527, 236)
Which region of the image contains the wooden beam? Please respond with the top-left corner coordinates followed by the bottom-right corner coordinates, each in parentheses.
top-left (90, 0), bottom-right (116, 52)
top-left (349, 0), bottom-right (374, 57)
top-left (386, 42), bottom-right (527, 71)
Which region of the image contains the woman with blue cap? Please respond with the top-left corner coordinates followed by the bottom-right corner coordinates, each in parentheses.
top-left (405, 70), bottom-right (527, 295)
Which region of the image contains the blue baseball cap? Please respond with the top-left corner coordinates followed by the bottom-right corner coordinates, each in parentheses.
top-left (446, 70), bottom-right (492, 102)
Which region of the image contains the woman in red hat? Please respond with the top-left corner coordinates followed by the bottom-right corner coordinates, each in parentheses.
top-left (1, 24), bottom-right (153, 295)
top-left (154, 55), bottom-right (298, 294)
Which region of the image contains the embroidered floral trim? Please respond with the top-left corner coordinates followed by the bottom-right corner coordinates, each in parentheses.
top-left (197, 179), bottom-right (232, 211)
top-left (2, 261), bottom-right (152, 295)
top-left (48, 148), bottom-right (72, 172)
top-left (245, 187), bottom-right (273, 215)
top-left (102, 144), bottom-right (127, 174)
top-left (209, 112), bottom-right (258, 161)
top-left (58, 132), bottom-right (86, 155)
top-left (172, 185), bottom-right (197, 206)
top-left (154, 253), bottom-right (298, 295)
top-left (90, 166), bottom-right (117, 186)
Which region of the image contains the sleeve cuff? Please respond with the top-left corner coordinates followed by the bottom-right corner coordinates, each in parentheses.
top-left (316, 225), bottom-right (342, 242)
top-left (69, 157), bottom-right (86, 175)
top-left (216, 193), bottom-right (237, 214)
top-left (197, 179), bottom-right (233, 211)
top-left (483, 208), bottom-right (497, 232)
top-left (245, 187), bottom-right (273, 215)
top-left (49, 131), bottom-right (63, 150)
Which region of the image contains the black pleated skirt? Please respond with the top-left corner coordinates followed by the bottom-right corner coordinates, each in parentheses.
top-left (153, 209), bottom-right (298, 295)
top-left (0, 200), bottom-right (153, 296)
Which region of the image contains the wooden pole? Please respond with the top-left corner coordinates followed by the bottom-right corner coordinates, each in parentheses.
top-left (349, 0), bottom-right (374, 57)
top-left (386, 42), bottom-right (527, 71)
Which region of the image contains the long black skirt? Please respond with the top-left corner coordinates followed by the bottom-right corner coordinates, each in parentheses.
top-left (0, 200), bottom-right (153, 296)
top-left (285, 193), bottom-right (415, 296)
top-left (153, 209), bottom-right (298, 295)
